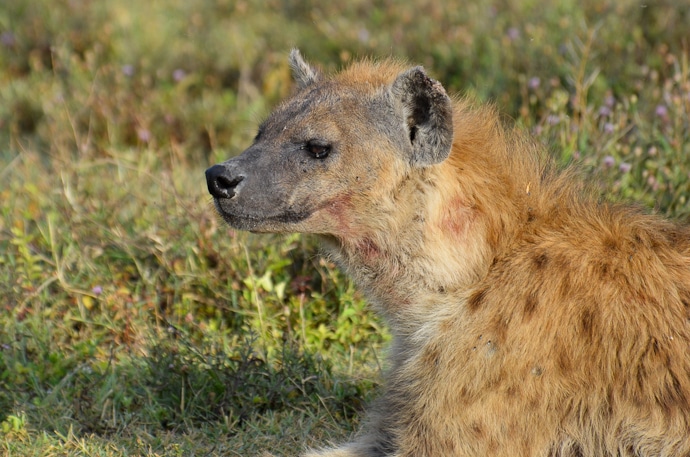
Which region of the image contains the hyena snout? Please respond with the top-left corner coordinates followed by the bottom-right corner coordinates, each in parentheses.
top-left (205, 163), bottom-right (245, 200)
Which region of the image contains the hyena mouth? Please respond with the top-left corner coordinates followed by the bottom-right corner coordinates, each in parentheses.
top-left (212, 200), bottom-right (312, 231)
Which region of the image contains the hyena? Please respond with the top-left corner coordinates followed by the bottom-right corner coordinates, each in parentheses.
top-left (205, 50), bottom-right (690, 456)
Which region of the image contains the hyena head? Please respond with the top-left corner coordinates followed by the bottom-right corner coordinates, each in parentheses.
top-left (205, 50), bottom-right (453, 237)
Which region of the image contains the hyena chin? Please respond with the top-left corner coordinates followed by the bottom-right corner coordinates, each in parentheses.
top-left (206, 50), bottom-right (690, 457)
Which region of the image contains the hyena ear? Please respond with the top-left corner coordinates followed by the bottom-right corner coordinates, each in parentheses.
top-left (391, 66), bottom-right (454, 166)
top-left (289, 49), bottom-right (320, 89)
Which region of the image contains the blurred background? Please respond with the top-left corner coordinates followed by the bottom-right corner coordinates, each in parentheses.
top-left (1, 0), bottom-right (689, 455)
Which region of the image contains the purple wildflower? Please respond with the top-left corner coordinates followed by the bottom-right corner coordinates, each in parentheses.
top-left (1, 31), bottom-right (15, 47)
top-left (122, 64), bottom-right (135, 77)
top-left (172, 68), bottom-right (186, 82)
top-left (655, 104), bottom-right (668, 118)
top-left (137, 128), bottom-right (152, 143)
top-left (598, 106), bottom-right (611, 117)
top-left (603, 155), bottom-right (615, 168)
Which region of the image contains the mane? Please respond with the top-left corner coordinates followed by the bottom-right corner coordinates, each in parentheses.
top-left (444, 96), bottom-right (602, 255)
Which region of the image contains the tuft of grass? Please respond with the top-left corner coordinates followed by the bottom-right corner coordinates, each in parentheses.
top-left (1, 0), bottom-right (689, 455)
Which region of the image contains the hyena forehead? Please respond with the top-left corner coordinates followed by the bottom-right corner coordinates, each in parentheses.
top-left (260, 79), bottom-right (398, 144)
top-left (283, 50), bottom-right (454, 166)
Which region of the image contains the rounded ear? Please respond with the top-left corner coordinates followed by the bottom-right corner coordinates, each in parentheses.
top-left (289, 49), bottom-right (320, 89)
top-left (391, 67), bottom-right (453, 167)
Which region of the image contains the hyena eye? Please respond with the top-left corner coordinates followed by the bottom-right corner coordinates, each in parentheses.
top-left (304, 141), bottom-right (331, 159)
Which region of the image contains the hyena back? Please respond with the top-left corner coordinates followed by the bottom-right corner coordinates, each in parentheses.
top-left (205, 50), bottom-right (690, 456)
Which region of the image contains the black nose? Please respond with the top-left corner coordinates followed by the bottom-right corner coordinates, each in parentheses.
top-left (205, 164), bottom-right (244, 199)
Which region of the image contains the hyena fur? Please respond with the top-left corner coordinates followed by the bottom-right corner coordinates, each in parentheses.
top-left (205, 50), bottom-right (690, 457)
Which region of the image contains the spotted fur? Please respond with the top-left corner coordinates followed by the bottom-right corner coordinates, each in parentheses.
top-left (206, 51), bottom-right (690, 457)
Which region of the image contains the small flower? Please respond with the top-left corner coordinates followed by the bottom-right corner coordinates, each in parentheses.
top-left (603, 155), bottom-right (615, 168)
top-left (137, 128), bottom-right (152, 143)
top-left (122, 64), bottom-right (135, 77)
top-left (598, 106), bottom-right (611, 117)
top-left (619, 162), bottom-right (632, 173)
top-left (172, 68), bottom-right (186, 82)
top-left (546, 114), bottom-right (560, 125)
top-left (528, 77), bottom-right (540, 90)
top-left (91, 285), bottom-right (103, 295)
top-left (1, 31), bottom-right (15, 47)
top-left (647, 175), bottom-right (658, 191)
top-left (655, 104), bottom-right (668, 118)
top-left (506, 27), bottom-right (520, 41)
top-left (604, 122), bottom-right (615, 134)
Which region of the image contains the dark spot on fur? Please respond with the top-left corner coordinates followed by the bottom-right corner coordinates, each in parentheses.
top-left (665, 227), bottom-right (685, 245)
top-left (547, 439), bottom-right (585, 457)
top-left (570, 442), bottom-right (585, 457)
top-left (421, 344), bottom-right (441, 367)
top-left (579, 308), bottom-right (597, 340)
top-left (523, 292), bottom-right (539, 319)
top-left (469, 422), bottom-right (485, 439)
top-left (657, 370), bottom-right (688, 413)
top-left (555, 344), bottom-right (572, 375)
top-left (597, 261), bottom-right (610, 278)
top-left (533, 252), bottom-right (549, 269)
top-left (635, 363), bottom-right (648, 395)
top-left (648, 232), bottom-right (663, 249)
top-left (491, 315), bottom-right (509, 341)
top-left (603, 236), bottom-right (618, 251)
top-left (558, 274), bottom-right (572, 297)
top-left (505, 385), bottom-right (516, 397)
top-left (467, 288), bottom-right (488, 313)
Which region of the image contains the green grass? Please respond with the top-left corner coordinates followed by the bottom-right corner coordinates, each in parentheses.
top-left (1, 0), bottom-right (689, 455)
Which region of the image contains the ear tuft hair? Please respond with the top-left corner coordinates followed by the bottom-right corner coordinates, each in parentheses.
top-left (289, 49), bottom-right (320, 89)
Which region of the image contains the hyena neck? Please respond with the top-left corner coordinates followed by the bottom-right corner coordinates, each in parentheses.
top-left (325, 166), bottom-right (520, 323)
top-left (325, 105), bottom-right (541, 323)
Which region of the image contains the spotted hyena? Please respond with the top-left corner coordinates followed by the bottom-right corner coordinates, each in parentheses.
top-left (205, 50), bottom-right (690, 456)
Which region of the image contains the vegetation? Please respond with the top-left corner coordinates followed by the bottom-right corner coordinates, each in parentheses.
top-left (1, 0), bottom-right (688, 455)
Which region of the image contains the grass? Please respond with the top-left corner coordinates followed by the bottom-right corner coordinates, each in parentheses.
top-left (1, 0), bottom-right (689, 455)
